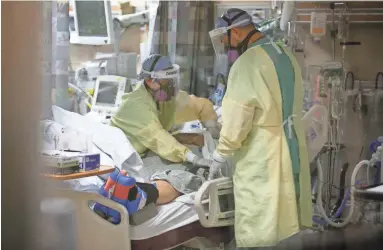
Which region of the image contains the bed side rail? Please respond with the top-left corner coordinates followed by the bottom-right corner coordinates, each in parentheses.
top-left (47, 189), bottom-right (131, 250)
top-left (194, 177), bottom-right (235, 228)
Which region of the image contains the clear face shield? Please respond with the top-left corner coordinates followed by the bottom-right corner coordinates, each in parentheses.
top-left (141, 64), bottom-right (181, 130)
top-left (209, 19), bottom-right (251, 58)
top-left (141, 64), bottom-right (180, 102)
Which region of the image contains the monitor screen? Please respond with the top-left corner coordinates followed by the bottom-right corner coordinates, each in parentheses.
top-left (75, 0), bottom-right (108, 37)
top-left (218, 193), bottom-right (235, 213)
top-left (95, 81), bottom-right (119, 105)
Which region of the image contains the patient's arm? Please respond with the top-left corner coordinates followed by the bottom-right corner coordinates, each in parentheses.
top-left (153, 180), bottom-right (182, 205)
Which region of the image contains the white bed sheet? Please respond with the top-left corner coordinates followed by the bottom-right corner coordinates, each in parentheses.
top-left (50, 105), bottom-right (145, 182)
top-left (130, 193), bottom-right (199, 240)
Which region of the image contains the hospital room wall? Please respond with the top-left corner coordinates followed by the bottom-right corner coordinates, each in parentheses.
top-left (69, 26), bottom-right (143, 69)
top-left (295, 23), bottom-right (383, 165)
top-left (294, 23), bottom-right (383, 188)
top-left (295, 23), bottom-right (383, 81)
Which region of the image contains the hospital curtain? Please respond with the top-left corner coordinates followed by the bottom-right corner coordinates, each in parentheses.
top-left (150, 1), bottom-right (215, 97)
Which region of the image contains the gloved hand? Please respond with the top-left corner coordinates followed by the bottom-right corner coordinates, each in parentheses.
top-left (208, 160), bottom-right (225, 180)
top-left (192, 157), bottom-right (213, 168)
top-left (185, 151), bottom-right (212, 168)
top-left (208, 151), bottom-right (226, 180)
top-left (203, 120), bottom-right (221, 139)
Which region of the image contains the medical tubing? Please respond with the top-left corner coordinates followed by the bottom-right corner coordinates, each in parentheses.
top-left (345, 72), bottom-right (355, 90)
top-left (318, 184), bottom-right (353, 225)
top-left (330, 163), bottom-right (349, 217)
top-left (331, 74), bottom-right (343, 120)
top-left (333, 188), bottom-right (350, 218)
top-left (375, 72), bottom-right (383, 89)
top-left (367, 163), bottom-right (374, 186)
top-left (313, 216), bottom-right (326, 225)
top-left (68, 82), bottom-right (94, 100)
top-left (317, 158), bottom-right (370, 227)
top-left (325, 182), bottom-right (357, 224)
top-left (374, 164), bottom-right (381, 185)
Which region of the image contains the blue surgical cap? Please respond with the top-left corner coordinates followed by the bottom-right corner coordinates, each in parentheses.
top-left (215, 8), bottom-right (254, 29)
top-left (138, 54), bottom-right (173, 79)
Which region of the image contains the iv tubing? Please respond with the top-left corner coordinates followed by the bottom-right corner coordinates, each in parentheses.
top-left (317, 158), bottom-right (370, 227)
top-left (333, 188), bottom-right (350, 218)
top-left (68, 82), bottom-right (93, 101)
top-left (68, 82), bottom-right (93, 110)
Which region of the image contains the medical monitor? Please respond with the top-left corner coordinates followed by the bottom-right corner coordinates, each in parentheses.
top-left (95, 81), bottom-right (119, 105)
top-left (71, 0), bottom-right (114, 45)
top-left (92, 75), bottom-right (127, 115)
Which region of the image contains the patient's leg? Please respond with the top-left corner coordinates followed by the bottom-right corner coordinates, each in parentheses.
top-left (150, 169), bottom-right (205, 205)
top-left (153, 180), bottom-right (182, 205)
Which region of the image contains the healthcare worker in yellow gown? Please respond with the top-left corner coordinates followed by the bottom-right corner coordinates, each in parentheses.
top-left (208, 9), bottom-right (312, 248)
top-left (111, 54), bottom-right (215, 166)
top-left (175, 91), bottom-right (221, 138)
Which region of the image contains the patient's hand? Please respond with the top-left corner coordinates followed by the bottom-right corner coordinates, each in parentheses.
top-left (154, 180), bottom-right (182, 205)
top-left (174, 133), bottom-right (204, 147)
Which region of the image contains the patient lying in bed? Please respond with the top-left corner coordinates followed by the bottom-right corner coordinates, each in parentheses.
top-left (94, 167), bottom-right (207, 224)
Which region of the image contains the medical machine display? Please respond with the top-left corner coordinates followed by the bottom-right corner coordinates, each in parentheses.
top-left (91, 75), bottom-right (127, 117)
top-left (95, 81), bottom-right (119, 106)
top-left (71, 0), bottom-right (114, 45)
top-left (76, 1), bottom-right (108, 37)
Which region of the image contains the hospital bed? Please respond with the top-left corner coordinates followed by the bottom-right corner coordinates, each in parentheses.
top-left (51, 177), bottom-right (234, 250)
top-left (45, 100), bottom-right (339, 249)
top-left (45, 106), bottom-right (234, 250)
top-left (45, 102), bottom-right (329, 249)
